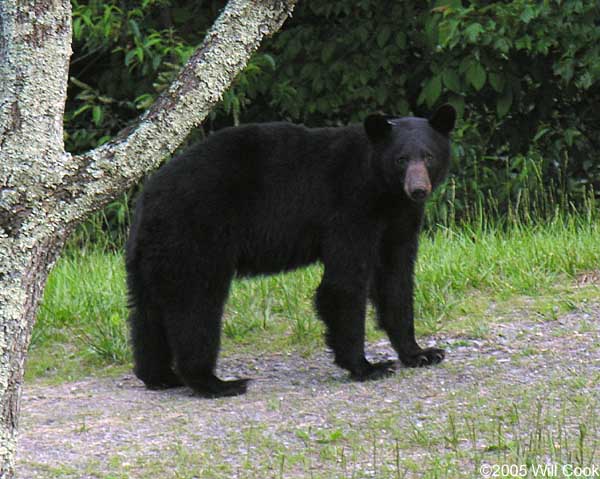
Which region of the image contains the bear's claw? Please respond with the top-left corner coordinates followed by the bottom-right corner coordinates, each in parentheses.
top-left (400, 347), bottom-right (445, 368)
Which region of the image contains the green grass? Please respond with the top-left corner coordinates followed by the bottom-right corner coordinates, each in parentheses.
top-left (27, 214), bottom-right (600, 382)
top-left (28, 248), bottom-right (130, 381)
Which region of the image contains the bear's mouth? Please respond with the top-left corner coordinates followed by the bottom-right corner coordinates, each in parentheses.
top-left (406, 188), bottom-right (430, 202)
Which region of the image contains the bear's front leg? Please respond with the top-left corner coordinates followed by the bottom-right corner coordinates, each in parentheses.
top-left (315, 250), bottom-right (395, 381)
top-left (371, 230), bottom-right (445, 368)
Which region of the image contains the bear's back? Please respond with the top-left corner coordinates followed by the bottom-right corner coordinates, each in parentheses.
top-left (144, 122), bottom-right (368, 214)
top-left (136, 122), bottom-right (372, 275)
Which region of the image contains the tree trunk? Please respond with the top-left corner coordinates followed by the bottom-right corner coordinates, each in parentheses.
top-left (0, 1), bottom-right (296, 477)
top-left (0, 1), bottom-right (73, 474)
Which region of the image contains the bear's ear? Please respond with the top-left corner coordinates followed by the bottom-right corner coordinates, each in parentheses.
top-left (428, 104), bottom-right (456, 135)
top-left (364, 114), bottom-right (392, 142)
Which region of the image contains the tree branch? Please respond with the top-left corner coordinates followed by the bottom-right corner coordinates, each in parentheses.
top-left (61, 0), bottom-right (296, 226)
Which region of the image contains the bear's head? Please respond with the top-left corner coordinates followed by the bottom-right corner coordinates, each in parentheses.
top-left (364, 104), bottom-right (456, 202)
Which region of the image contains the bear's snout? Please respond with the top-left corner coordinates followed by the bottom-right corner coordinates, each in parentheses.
top-left (404, 161), bottom-right (432, 202)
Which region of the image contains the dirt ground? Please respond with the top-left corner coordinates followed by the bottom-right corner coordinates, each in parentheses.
top-left (16, 303), bottom-right (600, 478)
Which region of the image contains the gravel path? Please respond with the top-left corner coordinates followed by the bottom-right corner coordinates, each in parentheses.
top-left (16, 304), bottom-right (600, 478)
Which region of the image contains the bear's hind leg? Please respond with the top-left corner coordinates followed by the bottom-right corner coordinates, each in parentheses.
top-left (130, 307), bottom-right (183, 390)
top-left (166, 275), bottom-right (249, 398)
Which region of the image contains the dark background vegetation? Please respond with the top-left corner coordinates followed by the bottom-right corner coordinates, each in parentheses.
top-left (66, 0), bottom-right (600, 245)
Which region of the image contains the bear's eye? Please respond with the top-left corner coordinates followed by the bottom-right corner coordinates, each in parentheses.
top-left (424, 153), bottom-right (434, 164)
top-left (396, 155), bottom-right (408, 164)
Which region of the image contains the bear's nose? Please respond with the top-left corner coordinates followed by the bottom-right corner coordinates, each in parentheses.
top-left (409, 188), bottom-right (429, 201)
top-left (404, 161), bottom-right (432, 202)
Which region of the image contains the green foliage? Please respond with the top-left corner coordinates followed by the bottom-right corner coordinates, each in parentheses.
top-left (66, 0), bottom-right (208, 153)
top-left (430, 0), bottom-right (600, 207)
top-left (30, 248), bottom-right (131, 378)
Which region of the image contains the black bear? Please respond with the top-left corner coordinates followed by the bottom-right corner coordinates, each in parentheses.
top-left (126, 104), bottom-right (456, 397)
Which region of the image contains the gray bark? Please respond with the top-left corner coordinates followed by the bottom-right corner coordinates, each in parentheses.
top-left (0, 1), bottom-right (73, 475)
top-left (0, 1), bottom-right (296, 477)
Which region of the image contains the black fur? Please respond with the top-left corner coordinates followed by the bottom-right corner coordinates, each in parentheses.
top-left (126, 105), bottom-right (456, 397)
